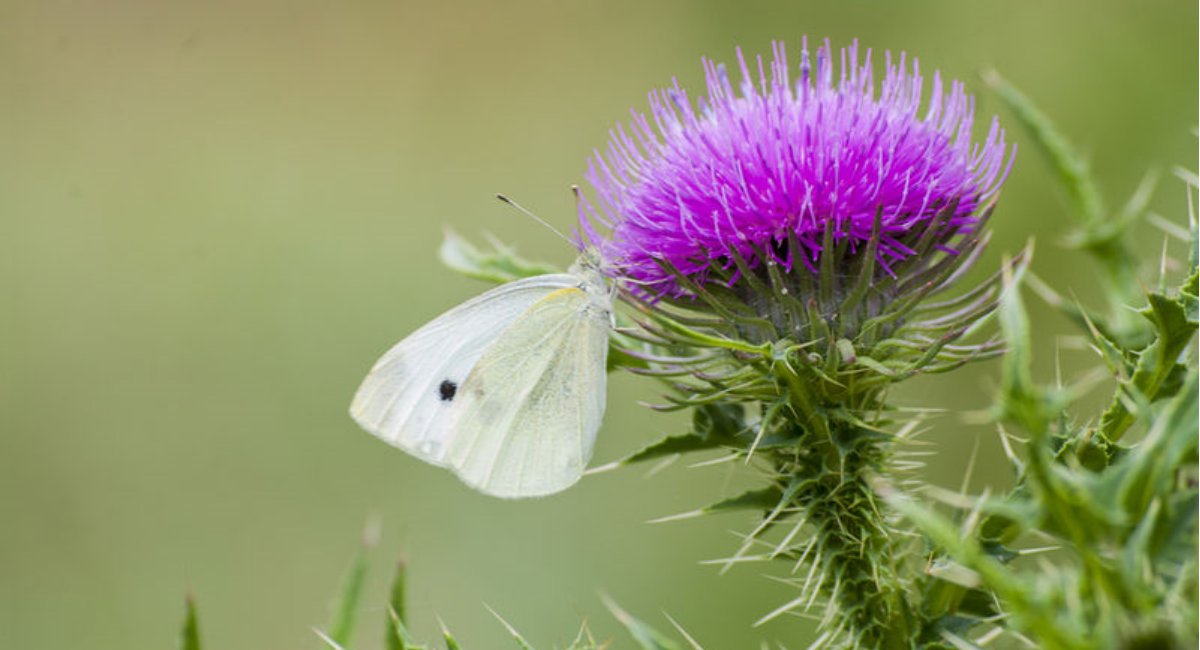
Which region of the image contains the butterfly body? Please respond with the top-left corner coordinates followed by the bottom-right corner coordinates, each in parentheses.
top-left (350, 254), bottom-right (611, 498)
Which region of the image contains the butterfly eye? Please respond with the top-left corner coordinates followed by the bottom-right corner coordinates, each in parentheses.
top-left (438, 379), bottom-right (458, 402)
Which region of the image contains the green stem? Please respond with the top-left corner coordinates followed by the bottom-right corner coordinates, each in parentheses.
top-left (774, 415), bottom-right (916, 650)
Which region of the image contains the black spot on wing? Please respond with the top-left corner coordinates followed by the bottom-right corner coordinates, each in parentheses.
top-left (438, 379), bottom-right (458, 402)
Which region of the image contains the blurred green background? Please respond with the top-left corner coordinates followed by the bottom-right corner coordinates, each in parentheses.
top-left (0, 2), bottom-right (1194, 649)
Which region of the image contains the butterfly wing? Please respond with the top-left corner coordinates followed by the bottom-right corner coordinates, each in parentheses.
top-left (442, 285), bottom-right (611, 498)
top-left (349, 274), bottom-right (579, 466)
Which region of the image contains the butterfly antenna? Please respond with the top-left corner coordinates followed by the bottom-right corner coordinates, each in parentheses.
top-left (495, 194), bottom-right (573, 245)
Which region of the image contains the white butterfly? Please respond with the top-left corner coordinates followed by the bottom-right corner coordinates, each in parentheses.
top-left (350, 252), bottom-right (612, 498)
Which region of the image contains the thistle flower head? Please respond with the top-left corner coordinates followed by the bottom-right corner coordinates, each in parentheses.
top-left (580, 39), bottom-right (1013, 300)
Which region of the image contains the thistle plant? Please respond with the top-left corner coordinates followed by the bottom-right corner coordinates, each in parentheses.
top-left (178, 38), bottom-right (1197, 650)
top-left (574, 39), bottom-right (1019, 650)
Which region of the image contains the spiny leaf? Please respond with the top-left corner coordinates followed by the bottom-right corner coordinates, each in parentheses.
top-left (1075, 301), bottom-right (1135, 379)
top-left (986, 70), bottom-right (1147, 347)
top-left (994, 259), bottom-right (1062, 436)
top-left (1142, 292), bottom-right (1196, 357)
top-left (617, 432), bottom-right (724, 465)
top-left (983, 71), bottom-right (1104, 232)
top-left (1025, 272), bottom-right (1130, 353)
top-left (179, 593), bottom-right (201, 650)
top-left (387, 609), bottom-right (428, 650)
top-left (663, 614), bottom-right (708, 650)
top-left (486, 606), bottom-right (538, 650)
top-left (1098, 291), bottom-right (1198, 443)
top-left (328, 522), bottom-right (378, 648)
top-left (614, 403), bottom-right (747, 465)
top-left (385, 556), bottom-right (408, 650)
top-left (440, 622), bottom-right (464, 650)
top-left (603, 596), bottom-right (680, 650)
top-left (886, 489), bottom-right (1082, 650)
top-left (1184, 202), bottom-right (1198, 321)
top-left (693, 402), bottom-right (747, 438)
top-left (1157, 491), bottom-right (1200, 570)
top-left (1104, 372), bottom-right (1198, 523)
top-left (1181, 261), bottom-right (1198, 324)
top-left (700, 486), bottom-right (785, 515)
top-left (316, 628), bottom-right (353, 650)
top-left (1118, 498), bottom-right (1162, 608)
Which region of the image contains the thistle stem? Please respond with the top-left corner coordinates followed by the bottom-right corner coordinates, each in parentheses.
top-left (768, 405), bottom-right (916, 650)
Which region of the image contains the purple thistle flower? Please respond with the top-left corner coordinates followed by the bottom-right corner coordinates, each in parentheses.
top-left (580, 39), bottom-right (1014, 299)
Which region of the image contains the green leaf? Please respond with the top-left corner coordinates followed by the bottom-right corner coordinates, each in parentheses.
top-left (886, 490), bottom-right (1092, 650)
top-left (618, 432), bottom-right (721, 465)
top-left (994, 260), bottom-right (1063, 436)
top-left (1181, 263), bottom-right (1198, 324)
top-left (1026, 272), bottom-right (1134, 371)
top-left (1142, 292), bottom-right (1196, 356)
top-left (887, 491), bottom-right (1026, 603)
top-left (694, 402), bottom-right (746, 437)
top-left (439, 229), bottom-right (559, 284)
top-left (1157, 491), bottom-right (1200, 569)
top-left (985, 70), bottom-right (1146, 341)
top-left (316, 629), bottom-right (353, 650)
top-left (385, 557), bottom-right (408, 650)
top-left (700, 487), bottom-right (783, 515)
top-left (984, 71), bottom-right (1103, 234)
top-left (486, 607), bottom-right (538, 650)
top-left (614, 403), bottom-right (746, 465)
top-left (1108, 372), bottom-right (1198, 524)
top-left (1098, 291), bottom-right (1198, 443)
top-left (441, 624), bottom-right (464, 650)
top-left (603, 596), bottom-right (680, 650)
top-left (179, 593), bottom-right (201, 650)
top-left (1119, 499), bottom-right (1162, 609)
top-left (328, 524), bottom-right (377, 649)
top-left (1080, 308), bottom-right (1136, 378)
top-left (387, 610), bottom-right (427, 650)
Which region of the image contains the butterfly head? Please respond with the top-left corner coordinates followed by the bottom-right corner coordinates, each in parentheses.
top-left (567, 247), bottom-right (616, 318)
top-left (572, 245), bottom-right (604, 271)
